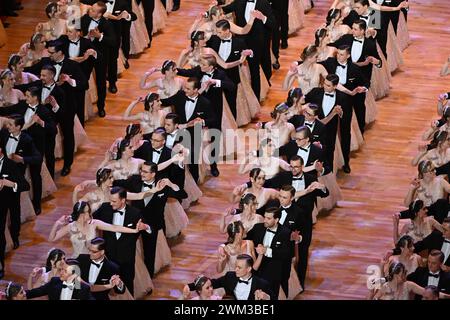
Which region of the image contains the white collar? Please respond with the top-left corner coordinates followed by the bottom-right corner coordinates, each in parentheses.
top-left (281, 204), bottom-right (292, 209)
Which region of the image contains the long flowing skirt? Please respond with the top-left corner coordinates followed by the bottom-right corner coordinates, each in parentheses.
top-left (316, 172), bottom-right (342, 212)
top-left (130, 0), bottom-right (151, 55)
top-left (397, 12), bottom-right (410, 52)
top-left (54, 115), bottom-right (89, 159)
top-left (365, 89), bottom-right (378, 125)
top-left (155, 229), bottom-right (172, 274)
top-left (370, 43), bottom-right (391, 101)
top-left (133, 238), bottom-right (154, 299)
top-left (386, 22), bottom-right (403, 73)
top-left (288, 0), bottom-right (305, 35)
top-left (219, 94), bottom-right (238, 158)
top-left (152, 0), bottom-right (167, 34)
top-left (182, 166), bottom-right (203, 210)
top-left (164, 198), bottom-right (189, 238)
top-left (236, 64), bottom-right (261, 127)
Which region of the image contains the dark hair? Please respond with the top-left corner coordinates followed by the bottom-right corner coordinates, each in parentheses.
top-left (258, 138), bottom-right (273, 156)
top-left (314, 28), bottom-right (327, 47)
top-left (239, 193), bottom-right (256, 211)
top-left (90, 237), bottom-right (106, 251)
top-left (116, 138), bottom-right (131, 160)
top-left (430, 130), bottom-right (448, 150)
top-left (236, 254), bottom-right (254, 268)
top-left (152, 127), bottom-right (167, 140)
top-left (71, 201), bottom-right (91, 222)
top-left (45, 248), bottom-right (66, 272)
top-left (27, 86), bottom-right (41, 101)
top-left (418, 160), bottom-right (434, 179)
top-left (142, 161), bottom-right (158, 173)
top-left (208, 5), bottom-right (222, 19)
top-left (443, 107), bottom-right (450, 122)
top-left (9, 114), bottom-right (25, 129)
top-left (0, 69), bottom-right (14, 87)
top-left (326, 8), bottom-right (341, 26)
top-left (226, 221), bottom-right (244, 244)
top-left (111, 186), bottom-right (127, 199)
top-left (64, 258), bottom-right (80, 275)
top-left (125, 123), bottom-right (141, 140)
top-left (286, 88), bottom-right (303, 107)
top-left (45, 2), bottom-right (58, 18)
top-left (290, 155), bottom-right (304, 166)
top-left (429, 249), bottom-right (445, 263)
top-left (187, 77), bottom-right (201, 90)
top-left (296, 125), bottom-right (312, 141)
top-left (424, 285), bottom-right (439, 298)
top-left (30, 33), bottom-right (46, 51)
top-left (41, 64), bottom-right (56, 76)
top-left (46, 39), bottom-right (65, 54)
top-left (165, 112), bottom-right (180, 125)
top-left (161, 60), bottom-right (176, 74)
top-left (96, 167), bottom-right (112, 186)
top-left (7, 54), bottom-right (21, 70)
top-left (265, 207), bottom-right (281, 220)
top-left (280, 185), bottom-right (295, 198)
top-left (307, 103), bottom-right (320, 116)
top-left (144, 92), bottom-right (159, 111)
top-left (338, 45), bottom-right (351, 55)
top-left (96, 1), bottom-right (108, 15)
top-left (408, 200), bottom-right (425, 220)
top-left (393, 235), bottom-right (414, 255)
top-left (326, 74), bottom-right (339, 86)
top-left (353, 19), bottom-right (367, 31)
top-left (354, 0), bottom-right (369, 6)
top-left (216, 19), bottom-right (231, 30)
top-left (193, 275), bottom-right (211, 294)
top-left (270, 102), bottom-right (289, 119)
top-left (5, 282), bottom-right (23, 300)
top-left (190, 30), bottom-right (205, 49)
top-left (385, 261), bottom-right (405, 282)
top-left (443, 217), bottom-right (450, 225)
top-left (249, 167), bottom-right (263, 180)
top-left (300, 45), bottom-right (318, 61)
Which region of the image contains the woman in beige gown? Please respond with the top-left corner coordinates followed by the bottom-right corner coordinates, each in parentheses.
top-left (18, 33), bottom-right (50, 68)
top-left (35, 2), bottom-right (67, 41)
top-left (381, 235), bottom-right (423, 276)
top-left (220, 193), bottom-right (264, 235)
top-left (140, 60), bottom-right (184, 100)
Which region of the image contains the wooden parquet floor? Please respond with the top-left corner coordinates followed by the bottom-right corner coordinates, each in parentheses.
top-left (1, 0), bottom-right (450, 300)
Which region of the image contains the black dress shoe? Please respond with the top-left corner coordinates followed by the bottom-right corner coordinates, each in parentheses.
top-left (98, 109), bottom-right (106, 117)
top-left (272, 60), bottom-right (280, 70)
top-left (108, 83), bottom-right (118, 94)
top-left (124, 60), bottom-right (130, 69)
top-left (210, 165), bottom-right (220, 177)
top-left (13, 240), bottom-right (19, 250)
top-left (342, 164), bottom-right (351, 174)
top-left (172, 4), bottom-right (180, 11)
top-left (61, 167), bottom-right (71, 176)
top-left (3, 22), bottom-right (10, 28)
top-left (281, 41), bottom-right (288, 49)
top-left (34, 208), bottom-right (41, 216)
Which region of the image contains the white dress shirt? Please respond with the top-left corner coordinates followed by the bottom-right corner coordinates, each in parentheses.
top-left (296, 144), bottom-right (311, 165)
top-left (335, 61), bottom-right (348, 84)
top-left (234, 276), bottom-right (253, 300)
top-left (304, 120), bottom-right (315, 132)
top-left (427, 271), bottom-right (440, 287)
top-left (141, 179), bottom-right (155, 207)
top-left (60, 281), bottom-right (75, 300)
top-left (291, 173), bottom-right (305, 192)
top-left (166, 129), bottom-right (178, 148)
top-left (244, 0), bottom-right (257, 23)
top-left (112, 206), bottom-right (126, 239)
top-left (351, 37), bottom-right (364, 63)
top-left (218, 37), bottom-right (232, 61)
top-left (152, 148), bottom-right (163, 164)
top-left (41, 82), bottom-right (56, 107)
top-left (24, 103), bottom-right (38, 125)
top-left (200, 71), bottom-right (221, 93)
top-left (279, 204), bottom-right (291, 225)
top-left (88, 258), bottom-right (104, 284)
top-left (185, 96), bottom-right (198, 120)
top-left (263, 226), bottom-right (277, 258)
top-left (88, 18), bottom-right (103, 42)
top-left (68, 38), bottom-right (81, 58)
top-left (441, 239), bottom-right (450, 263)
top-left (105, 0), bottom-right (116, 14)
top-left (322, 91), bottom-right (336, 117)
top-left (6, 133), bottom-right (20, 156)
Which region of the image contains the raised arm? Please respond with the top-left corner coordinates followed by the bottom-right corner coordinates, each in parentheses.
top-left (282, 62), bottom-right (298, 91)
top-left (48, 216), bottom-right (71, 242)
top-left (123, 98), bottom-right (144, 121)
top-left (369, 0), bottom-right (409, 11)
top-left (93, 219), bottom-right (139, 234)
top-left (404, 179), bottom-right (419, 207)
top-left (140, 68), bottom-right (159, 90)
